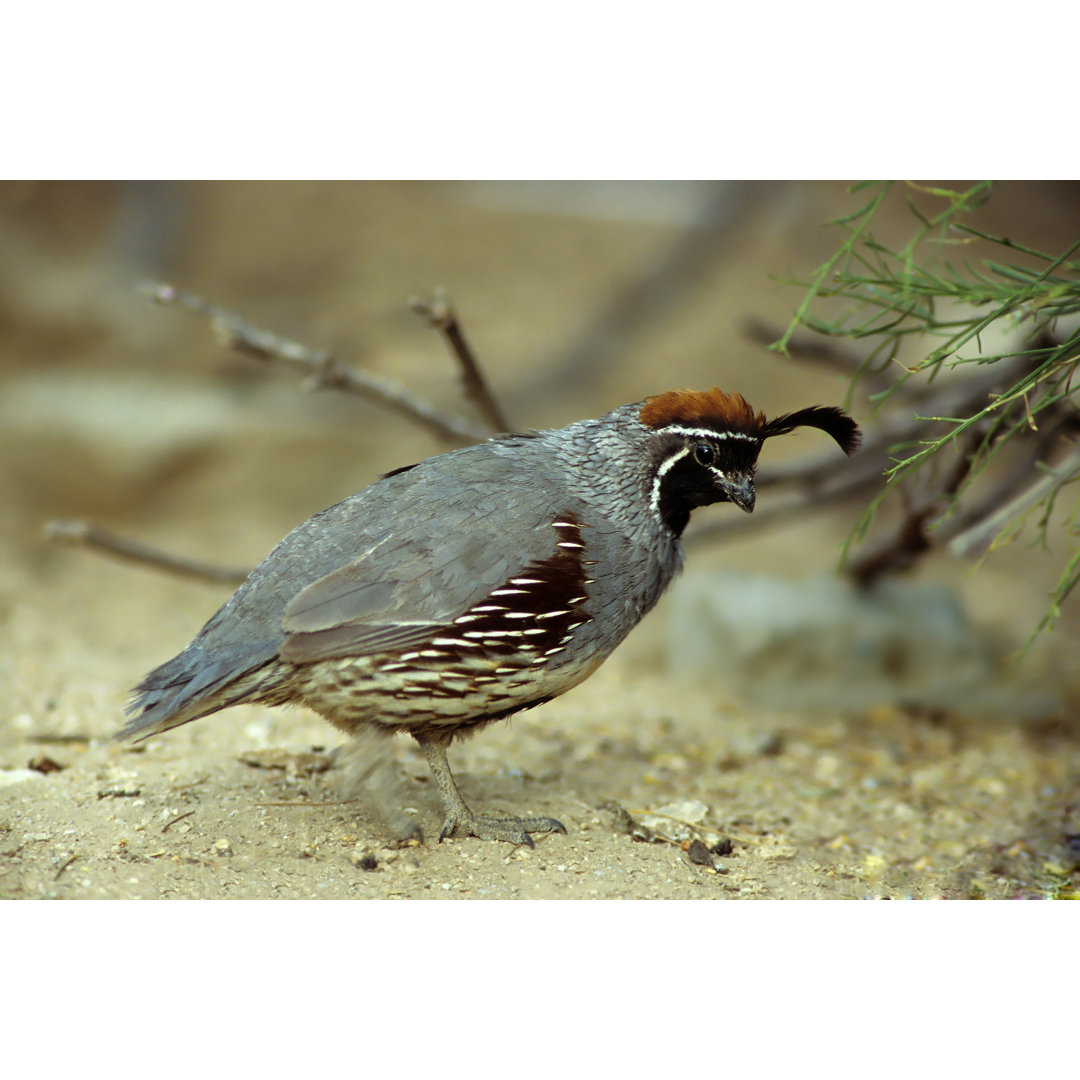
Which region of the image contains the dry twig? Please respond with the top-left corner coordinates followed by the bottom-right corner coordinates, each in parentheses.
top-left (947, 443), bottom-right (1080, 557)
top-left (845, 428), bottom-right (984, 584)
top-left (45, 284), bottom-right (515, 585)
top-left (60, 281), bottom-right (1068, 593)
top-left (53, 854), bottom-right (77, 881)
top-left (143, 281), bottom-right (491, 445)
top-left (410, 290), bottom-right (511, 433)
top-left (43, 520), bottom-right (249, 585)
top-left (162, 810), bottom-right (197, 834)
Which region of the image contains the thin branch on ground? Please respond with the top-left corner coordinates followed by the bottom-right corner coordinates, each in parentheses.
top-left (143, 281), bottom-right (491, 445)
top-left (43, 520), bottom-right (249, 585)
top-left (410, 290), bottom-right (511, 433)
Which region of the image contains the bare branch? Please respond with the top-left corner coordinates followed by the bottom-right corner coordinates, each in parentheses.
top-left (410, 290), bottom-right (511, 433)
top-left (933, 443), bottom-right (1058, 547)
top-left (43, 520), bottom-right (249, 585)
top-left (142, 282), bottom-right (490, 445)
top-left (946, 444), bottom-right (1080, 557)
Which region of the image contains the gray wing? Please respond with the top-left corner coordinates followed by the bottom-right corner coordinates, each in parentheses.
top-left (278, 447), bottom-right (571, 662)
top-left (124, 438), bottom-right (568, 736)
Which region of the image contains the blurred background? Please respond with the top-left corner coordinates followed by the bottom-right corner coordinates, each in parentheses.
top-left (2, 180), bottom-right (1079, 727)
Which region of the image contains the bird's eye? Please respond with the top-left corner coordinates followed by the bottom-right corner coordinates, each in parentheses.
top-left (693, 443), bottom-right (715, 466)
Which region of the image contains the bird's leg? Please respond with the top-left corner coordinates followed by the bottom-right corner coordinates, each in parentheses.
top-left (415, 733), bottom-right (566, 848)
top-left (329, 734), bottom-right (424, 845)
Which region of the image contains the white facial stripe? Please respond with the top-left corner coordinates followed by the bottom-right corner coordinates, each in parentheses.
top-left (650, 443), bottom-right (742, 528)
top-left (661, 425), bottom-right (760, 443)
top-left (649, 445), bottom-right (691, 518)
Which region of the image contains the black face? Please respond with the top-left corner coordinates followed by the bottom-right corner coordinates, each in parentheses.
top-left (650, 431), bottom-right (761, 537)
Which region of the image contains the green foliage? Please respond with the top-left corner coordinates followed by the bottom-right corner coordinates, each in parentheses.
top-left (776, 181), bottom-right (1080, 640)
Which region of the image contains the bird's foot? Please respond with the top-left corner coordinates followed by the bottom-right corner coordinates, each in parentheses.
top-left (416, 736), bottom-right (566, 847)
top-left (439, 808), bottom-right (567, 848)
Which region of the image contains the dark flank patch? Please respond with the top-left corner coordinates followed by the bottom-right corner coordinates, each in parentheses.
top-left (428, 513), bottom-right (593, 668)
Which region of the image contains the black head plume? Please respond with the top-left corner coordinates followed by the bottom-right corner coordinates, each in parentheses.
top-left (760, 405), bottom-right (861, 456)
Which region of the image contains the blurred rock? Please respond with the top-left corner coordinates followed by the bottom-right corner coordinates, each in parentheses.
top-left (667, 570), bottom-right (1058, 719)
top-left (0, 767), bottom-right (45, 787)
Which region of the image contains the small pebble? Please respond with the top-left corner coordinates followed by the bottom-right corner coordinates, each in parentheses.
top-left (28, 755), bottom-right (64, 774)
top-left (686, 839), bottom-right (714, 866)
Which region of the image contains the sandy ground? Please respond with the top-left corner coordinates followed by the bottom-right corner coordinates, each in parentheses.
top-left (2, 180), bottom-right (1079, 900)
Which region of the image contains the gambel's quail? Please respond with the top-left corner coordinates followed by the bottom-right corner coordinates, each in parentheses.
top-left (122, 388), bottom-right (859, 845)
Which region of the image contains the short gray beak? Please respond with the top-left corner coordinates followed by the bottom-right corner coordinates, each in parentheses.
top-left (724, 476), bottom-right (756, 514)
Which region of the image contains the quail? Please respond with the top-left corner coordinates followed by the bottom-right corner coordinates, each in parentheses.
top-left (122, 388), bottom-right (859, 846)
